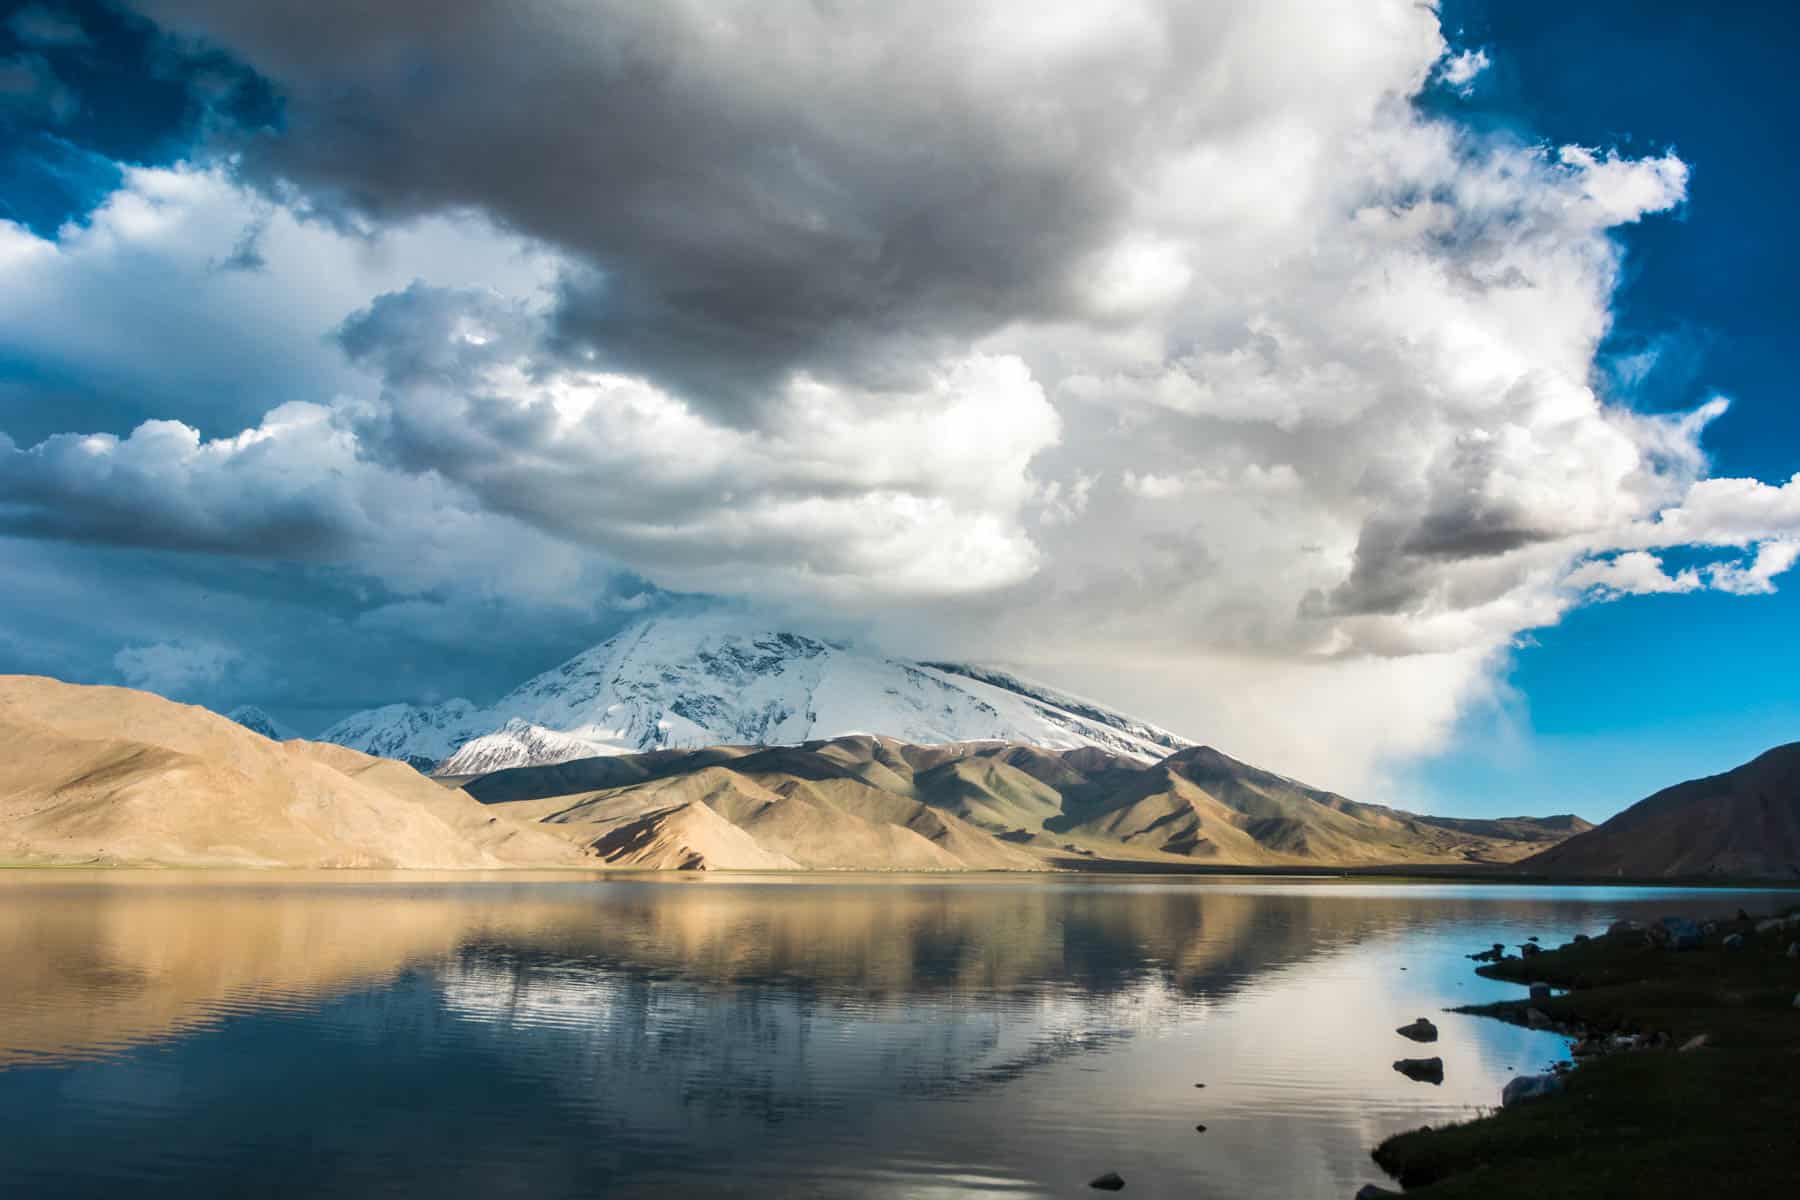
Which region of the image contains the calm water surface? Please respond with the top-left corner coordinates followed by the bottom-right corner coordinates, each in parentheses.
top-left (0, 873), bottom-right (1781, 1198)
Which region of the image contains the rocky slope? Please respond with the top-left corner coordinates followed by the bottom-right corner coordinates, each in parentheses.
top-left (1521, 743), bottom-right (1800, 878)
top-left (462, 735), bottom-right (1589, 871)
top-left (0, 676), bottom-right (585, 869)
top-left (320, 613), bottom-right (1193, 772)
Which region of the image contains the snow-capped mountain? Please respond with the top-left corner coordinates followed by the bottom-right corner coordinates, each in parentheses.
top-left (435, 719), bottom-right (616, 777)
top-left (226, 704), bottom-right (299, 742)
top-left (321, 613), bottom-right (1193, 773)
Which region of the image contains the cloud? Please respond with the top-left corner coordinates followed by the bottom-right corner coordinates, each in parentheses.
top-left (1563, 551), bottom-right (1700, 598)
top-left (335, 284), bottom-right (1060, 599)
top-left (7, 5), bottom-right (91, 48)
top-left (1707, 540), bottom-right (1800, 596)
top-left (0, 1), bottom-right (1795, 795)
top-left (1437, 48), bottom-right (1490, 94)
top-left (0, 52), bottom-right (77, 123)
top-left (126, 0), bottom-right (1445, 417)
top-left (112, 638), bottom-right (240, 695)
top-left (0, 164), bottom-right (558, 441)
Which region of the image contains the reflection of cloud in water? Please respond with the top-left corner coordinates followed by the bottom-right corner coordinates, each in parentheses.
top-left (438, 949), bottom-right (1195, 1113)
top-left (0, 875), bottom-right (1782, 1199)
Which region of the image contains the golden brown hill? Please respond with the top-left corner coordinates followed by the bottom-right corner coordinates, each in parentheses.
top-left (1521, 742), bottom-right (1800, 879)
top-left (0, 678), bottom-right (1591, 871)
top-left (0, 676), bottom-right (585, 868)
top-left (465, 735), bottom-right (1588, 870)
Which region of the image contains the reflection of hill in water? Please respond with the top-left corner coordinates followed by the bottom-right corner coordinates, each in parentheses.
top-left (0, 873), bottom-right (1602, 1071)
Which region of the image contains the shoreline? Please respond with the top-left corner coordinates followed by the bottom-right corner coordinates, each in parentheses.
top-left (4, 857), bottom-right (1800, 888)
top-left (1368, 906), bottom-right (1800, 1196)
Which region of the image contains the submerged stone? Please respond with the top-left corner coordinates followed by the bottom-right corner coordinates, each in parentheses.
top-left (1393, 1056), bottom-right (1444, 1084)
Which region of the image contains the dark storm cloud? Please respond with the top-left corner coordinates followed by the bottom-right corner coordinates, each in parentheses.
top-left (0, 535), bottom-right (661, 731)
top-left (0, 418), bottom-right (363, 558)
top-left (124, 0), bottom-right (1173, 415)
top-left (0, 0), bottom-right (276, 235)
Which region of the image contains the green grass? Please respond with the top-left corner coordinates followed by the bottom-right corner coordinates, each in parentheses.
top-left (1372, 913), bottom-right (1800, 1197)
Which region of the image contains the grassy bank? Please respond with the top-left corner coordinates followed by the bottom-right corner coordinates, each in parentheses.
top-left (1372, 911), bottom-right (1800, 1197)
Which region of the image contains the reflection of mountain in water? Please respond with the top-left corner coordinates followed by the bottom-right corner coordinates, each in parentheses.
top-left (2, 876), bottom-right (1758, 1200)
top-left (1, 874), bottom-right (1583, 1069)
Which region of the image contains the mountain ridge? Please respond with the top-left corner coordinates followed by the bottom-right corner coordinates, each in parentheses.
top-left (460, 734), bottom-right (1590, 872)
top-left (1521, 742), bottom-right (1800, 879)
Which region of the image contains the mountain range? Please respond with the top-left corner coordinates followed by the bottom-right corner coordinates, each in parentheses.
top-left (4, 613), bottom-right (1791, 876)
top-left (458, 735), bottom-right (1591, 871)
top-left (317, 614), bottom-right (1193, 774)
top-left (0, 674), bottom-right (1588, 872)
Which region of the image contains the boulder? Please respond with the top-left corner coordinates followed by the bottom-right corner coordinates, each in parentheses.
top-left (1792, 992), bottom-right (1800, 1010)
top-left (1679, 1034), bottom-right (1709, 1053)
top-left (1502, 1073), bottom-right (1565, 1107)
top-left (1519, 941), bottom-right (1542, 957)
top-left (1659, 917), bottom-right (1702, 950)
top-left (1755, 917), bottom-right (1784, 933)
top-left (1787, 941), bottom-right (1799, 960)
top-left (1722, 933), bottom-right (1746, 951)
top-left (1528, 982), bottom-right (1552, 1001)
top-left (1355, 1187), bottom-right (1404, 1200)
top-left (1573, 933), bottom-right (1591, 944)
top-left (1089, 1171), bottom-right (1126, 1191)
top-left (1606, 920), bottom-right (1641, 937)
top-left (1393, 1056), bottom-right (1444, 1084)
top-left (1526, 1008), bottom-right (1552, 1029)
top-left (1396, 1017), bottom-right (1439, 1043)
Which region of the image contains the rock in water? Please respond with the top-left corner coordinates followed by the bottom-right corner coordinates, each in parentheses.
top-left (1787, 941), bottom-right (1799, 959)
top-left (1519, 942), bottom-right (1542, 957)
top-left (1528, 982), bottom-right (1552, 1001)
top-left (1502, 1073), bottom-right (1565, 1107)
top-left (1089, 1171), bottom-right (1126, 1191)
top-left (1679, 1034), bottom-right (1709, 1052)
top-left (1722, 932), bottom-right (1745, 951)
top-left (1393, 1057), bottom-right (1444, 1084)
top-left (1355, 1186), bottom-right (1404, 1199)
top-left (1395, 1018), bottom-right (1439, 1042)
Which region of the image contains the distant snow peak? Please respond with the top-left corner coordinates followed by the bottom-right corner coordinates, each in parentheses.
top-left (320, 613), bottom-right (1193, 773)
top-left (226, 704), bottom-right (296, 742)
top-left (435, 719), bottom-right (607, 776)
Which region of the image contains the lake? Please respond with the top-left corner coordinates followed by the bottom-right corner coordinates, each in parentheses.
top-left (0, 873), bottom-right (1779, 1198)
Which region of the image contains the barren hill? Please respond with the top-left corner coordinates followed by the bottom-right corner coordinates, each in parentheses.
top-left (0, 676), bottom-right (584, 869)
top-left (1522, 743), bottom-right (1800, 879)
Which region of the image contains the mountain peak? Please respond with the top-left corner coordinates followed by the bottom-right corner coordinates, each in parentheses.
top-left (321, 614), bottom-right (1194, 773)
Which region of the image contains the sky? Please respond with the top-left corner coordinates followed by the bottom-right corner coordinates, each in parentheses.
top-left (1, 0), bottom-right (1796, 820)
